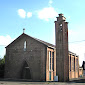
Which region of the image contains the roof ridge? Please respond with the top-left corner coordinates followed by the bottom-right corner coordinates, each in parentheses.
top-left (6, 33), bottom-right (55, 48)
top-left (24, 33), bottom-right (55, 47)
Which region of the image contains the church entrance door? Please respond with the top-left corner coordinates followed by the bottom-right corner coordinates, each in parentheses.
top-left (21, 61), bottom-right (31, 79)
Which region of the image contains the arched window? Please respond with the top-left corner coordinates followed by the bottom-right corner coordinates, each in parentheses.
top-left (24, 41), bottom-right (27, 51)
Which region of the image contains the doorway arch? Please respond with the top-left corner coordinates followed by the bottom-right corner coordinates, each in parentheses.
top-left (21, 61), bottom-right (31, 79)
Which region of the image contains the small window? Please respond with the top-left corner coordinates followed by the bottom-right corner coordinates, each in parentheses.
top-left (24, 41), bottom-right (27, 51)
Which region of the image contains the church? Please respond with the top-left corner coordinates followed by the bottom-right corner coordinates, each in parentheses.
top-left (4, 14), bottom-right (79, 81)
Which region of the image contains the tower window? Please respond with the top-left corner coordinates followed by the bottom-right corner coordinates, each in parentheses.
top-left (60, 24), bottom-right (62, 26)
top-left (24, 41), bottom-right (27, 51)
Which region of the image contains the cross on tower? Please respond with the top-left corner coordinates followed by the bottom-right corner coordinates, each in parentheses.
top-left (23, 28), bottom-right (25, 33)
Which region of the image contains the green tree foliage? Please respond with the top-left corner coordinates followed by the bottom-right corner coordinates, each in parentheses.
top-left (0, 55), bottom-right (5, 78)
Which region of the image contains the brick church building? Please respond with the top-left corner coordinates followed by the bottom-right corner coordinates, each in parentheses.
top-left (5, 14), bottom-right (79, 81)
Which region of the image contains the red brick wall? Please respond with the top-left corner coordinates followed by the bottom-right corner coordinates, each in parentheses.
top-left (46, 47), bottom-right (56, 81)
top-left (69, 53), bottom-right (79, 79)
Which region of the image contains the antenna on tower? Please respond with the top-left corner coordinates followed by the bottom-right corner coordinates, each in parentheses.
top-left (23, 28), bottom-right (25, 33)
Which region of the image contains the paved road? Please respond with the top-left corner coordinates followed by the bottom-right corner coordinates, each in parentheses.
top-left (0, 77), bottom-right (85, 85)
top-left (0, 81), bottom-right (85, 85)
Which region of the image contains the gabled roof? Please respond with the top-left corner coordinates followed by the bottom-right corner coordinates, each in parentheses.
top-left (6, 33), bottom-right (55, 48)
top-left (5, 33), bottom-right (79, 56)
top-left (33, 37), bottom-right (55, 48)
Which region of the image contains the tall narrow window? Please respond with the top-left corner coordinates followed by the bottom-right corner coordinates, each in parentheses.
top-left (52, 52), bottom-right (54, 71)
top-left (72, 57), bottom-right (74, 71)
top-left (49, 51), bottom-right (51, 71)
top-left (24, 41), bottom-right (27, 51)
top-left (76, 58), bottom-right (78, 71)
top-left (70, 55), bottom-right (71, 71)
top-left (49, 72), bottom-right (51, 80)
top-left (74, 56), bottom-right (75, 71)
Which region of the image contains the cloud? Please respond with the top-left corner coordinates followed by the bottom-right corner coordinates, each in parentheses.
top-left (49, 0), bottom-right (53, 4)
top-left (48, 0), bottom-right (53, 6)
top-left (18, 9), bottom-right (26, 18)
top-left (68, 29), bottom-right (85, 66)
top-left (0, 35), bottom-right (12, 46)
top-left (37, 7), bottom-right (58, 21)
top-left (0, 35), bottom-right (13, 58)
top-left (67, 16), bottom-right (71, 19)
top-left (27, 12), bottom-right (32, 18)
top-left (69, 42), bottom-right (85, 66)
top-left (68, 29), bottom-right (80, 43)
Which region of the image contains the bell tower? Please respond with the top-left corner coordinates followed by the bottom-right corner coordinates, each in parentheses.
top-left (54, 14), bottom-right (69, 81)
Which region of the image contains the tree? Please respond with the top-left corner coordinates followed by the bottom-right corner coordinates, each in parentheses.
top-left (0, 55), bottom-right (5, 78)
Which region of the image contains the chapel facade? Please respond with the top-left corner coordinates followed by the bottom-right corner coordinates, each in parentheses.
top-left (4, 14), bottom-right (79, 81)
